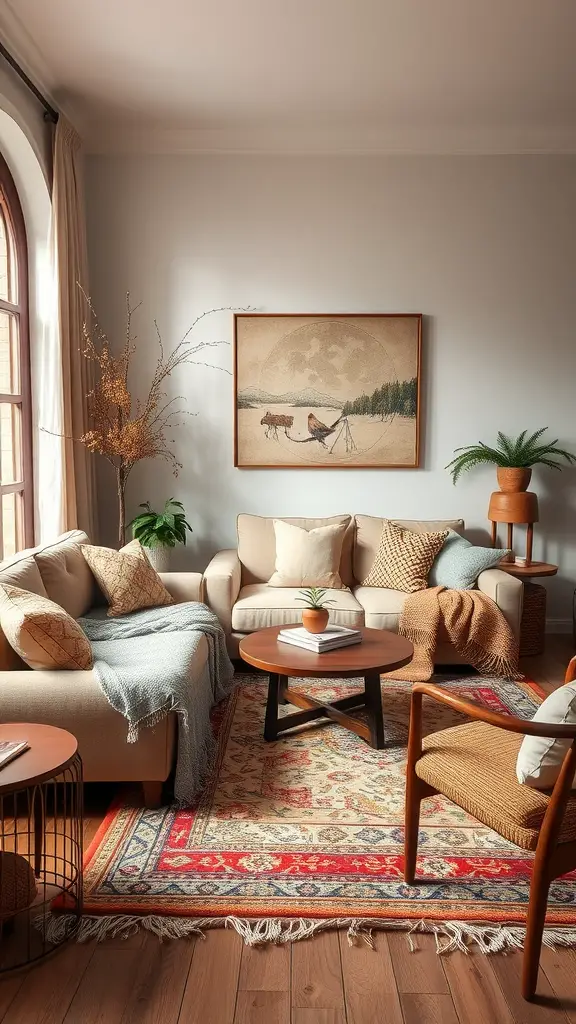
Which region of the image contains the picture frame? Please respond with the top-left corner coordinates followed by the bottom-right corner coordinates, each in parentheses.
top-left (233, 313), bottom-right (422, 469)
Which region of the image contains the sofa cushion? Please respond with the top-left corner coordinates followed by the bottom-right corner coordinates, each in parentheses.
top-left (353, 515), bottom-right (465, 584)
top-left (237, 514), bottom-right (354, 587)
top-left (33, 530), bottom-right (95, 618)
top-left (81, 539), bottom-right (173, 617)
top-left (268, 520), bottom-right (348, 589)
top-left (231, 584), bottom-right (365, 632)
top-left (0, 553), bottom-right (47, 599)
top-left (362, 520), bottom-right (448, 593)
top-left (353, 586), bottom-right (406, 631)
top-left (0, 585), bottom-right (93, 670)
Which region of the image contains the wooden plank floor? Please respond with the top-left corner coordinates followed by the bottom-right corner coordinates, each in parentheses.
top-left (1, 635), bottom-right (575, 1023)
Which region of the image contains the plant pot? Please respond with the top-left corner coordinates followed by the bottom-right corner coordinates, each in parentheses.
top-left (143, 546), bottom-right (171, 573)
top-left (301, 608), bottom-right (329, 634)
top-left (497, 467), bottom-right (532, 493)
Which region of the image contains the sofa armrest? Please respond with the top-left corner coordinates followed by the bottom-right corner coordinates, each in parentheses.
top-left (159, 572), bottom-right (203, 604)
top-left (203, 549), bottom-right (241, 633)
top-left (477, 568), bottom-right (523, 639)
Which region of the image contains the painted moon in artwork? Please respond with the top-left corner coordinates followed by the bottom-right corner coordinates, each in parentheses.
top-left (235, 315), bottom-right (420, 468)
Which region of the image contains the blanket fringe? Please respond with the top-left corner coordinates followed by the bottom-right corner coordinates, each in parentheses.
top-left (42, 913), bottom-right (576, 953)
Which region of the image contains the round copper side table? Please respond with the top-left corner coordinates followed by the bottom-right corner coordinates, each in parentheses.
top-left (0, 724), bottom-right (83, 971)
top-left (239, 626), bottom-right (414, 749)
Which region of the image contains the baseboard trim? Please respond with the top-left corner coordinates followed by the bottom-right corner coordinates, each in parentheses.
top-left (546, 618), bottom-right (572, 634)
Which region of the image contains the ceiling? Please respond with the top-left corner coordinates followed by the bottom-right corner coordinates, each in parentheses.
top-left (2, 0), bottom-right (576, 153)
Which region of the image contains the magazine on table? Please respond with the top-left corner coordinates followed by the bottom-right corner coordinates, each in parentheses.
top-left (0, 740), bottom-right (29, 770)
top-left (279, 625), bottom-right (362, 653)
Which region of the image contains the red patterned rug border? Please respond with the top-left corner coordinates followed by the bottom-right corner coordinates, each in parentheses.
top-left (79, 675), bottom-right (571, 933)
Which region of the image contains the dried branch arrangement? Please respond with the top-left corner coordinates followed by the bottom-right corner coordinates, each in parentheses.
top-left (79, 290), bottom-right (246, 546)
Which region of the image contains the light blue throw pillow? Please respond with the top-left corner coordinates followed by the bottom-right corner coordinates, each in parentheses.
top-left (428, 530), bottom-right (510, 590)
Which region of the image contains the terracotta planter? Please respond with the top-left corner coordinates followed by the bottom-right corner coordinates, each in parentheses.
top-left (302, 608), bottom-right (329, 634)
top-left (497, 467), bottom-right (532, 493)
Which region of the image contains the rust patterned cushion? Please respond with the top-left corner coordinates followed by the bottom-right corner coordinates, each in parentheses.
top-left (81, 539), bottom-right (173, 617)
top-left (362, 519), bottom-right (448, 593)
top-left (0, 585), bottom-right (93, 670)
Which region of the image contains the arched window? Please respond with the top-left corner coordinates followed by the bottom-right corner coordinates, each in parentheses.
top-left (0, 153), bottom-right (32, 559)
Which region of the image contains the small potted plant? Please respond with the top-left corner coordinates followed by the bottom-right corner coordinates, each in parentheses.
top-left (128, 498), bottom-right (192, 572)
top-left (295, 587), bottom-right (336, 633)
top-left (446, 428), bottom-right (576, 490)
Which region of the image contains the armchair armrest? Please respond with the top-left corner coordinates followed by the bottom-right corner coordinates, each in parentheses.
top-left (413, 682), bottom-right (576, 739)
top-left (476, 568), bottom-right (523, 639)
top-left (203, 549), bottom-right (241, 633)
top-left (159, 572), bottom-right (203, 604)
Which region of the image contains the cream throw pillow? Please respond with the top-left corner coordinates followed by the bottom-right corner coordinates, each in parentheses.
top-left (81, 539), bottom-right (173, 617)
top-left (516, 684), bottom-right (576, 789)
top-left (0, 585), bottom-right (93, 670)
top-left (268, 520), bottom-right (347, 589)
top-left (362, 519), bottom-right (448, 593)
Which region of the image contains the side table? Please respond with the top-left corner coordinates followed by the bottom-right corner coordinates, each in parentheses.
top-left (497, 561), bottom-right (558, 657)
top-left (0, 724), bottom-right (83, 971)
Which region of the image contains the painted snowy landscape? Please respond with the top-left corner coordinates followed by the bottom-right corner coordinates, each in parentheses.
top-left (234, 315), bottom-right (421, 468)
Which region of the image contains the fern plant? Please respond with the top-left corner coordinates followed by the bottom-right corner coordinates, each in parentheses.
top-left (129, 498), bottom-right (192, 548)
top-left (446, 428), bottom-right (576, 484)
top-left (295, 587), bottom-right (336, 610)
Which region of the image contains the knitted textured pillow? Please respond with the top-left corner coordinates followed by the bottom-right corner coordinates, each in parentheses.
top-left (362, 520), bottom-right (448, 593)
top-left (429, 530), bottom-right (511, 589)
top-left (81, 539), bottom-right (173, 617)
top-left (0, 585), bottom-right (93, 670)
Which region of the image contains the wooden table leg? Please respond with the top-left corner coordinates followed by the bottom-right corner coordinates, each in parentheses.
top-left (264, 672), bottom-right (280, 741)
top-left (364, 672), bottom-right (385, 749)
top-left (279, 675), bottom-right (289, 705)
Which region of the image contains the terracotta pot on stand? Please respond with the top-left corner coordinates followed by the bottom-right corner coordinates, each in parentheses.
top-left (497, 467), bottom-right (532, 493)
top-left (302, 608), bottom-right (329, 633)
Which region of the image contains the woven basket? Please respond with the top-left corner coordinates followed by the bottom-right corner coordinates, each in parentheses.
top-left (0, 851), bottom-right (36, 920)
top-left (520, 581), bottom-right (547, 657)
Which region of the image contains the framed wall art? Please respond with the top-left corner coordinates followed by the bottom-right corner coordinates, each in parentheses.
top-left (233, 313), bottom-right (422, 468)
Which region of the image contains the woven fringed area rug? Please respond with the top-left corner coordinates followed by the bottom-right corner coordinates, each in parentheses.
top-left (71, 673), bottom-right (576, 950)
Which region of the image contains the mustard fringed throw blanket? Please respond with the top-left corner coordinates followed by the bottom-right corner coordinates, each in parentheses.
top-left (383, 585), bottom-right (521, 682)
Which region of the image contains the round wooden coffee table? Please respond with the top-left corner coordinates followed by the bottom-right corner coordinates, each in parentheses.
top-left (0, 724), bottom-right (83, 971)
top-left (239, 626), bottom-right (414, 749)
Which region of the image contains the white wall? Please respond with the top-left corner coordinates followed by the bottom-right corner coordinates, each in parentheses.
top-left (85, 154), bottom-right (576, 624)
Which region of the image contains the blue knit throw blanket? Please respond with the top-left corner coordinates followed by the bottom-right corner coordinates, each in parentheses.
top-left (79, 602), bottom-right (235, 806)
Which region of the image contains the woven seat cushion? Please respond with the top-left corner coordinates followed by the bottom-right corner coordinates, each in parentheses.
top-left (415, 720), bottom-right (576, 851)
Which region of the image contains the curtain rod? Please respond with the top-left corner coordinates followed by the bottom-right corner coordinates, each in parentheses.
top-left (0, 39), bottom-right (58, 124)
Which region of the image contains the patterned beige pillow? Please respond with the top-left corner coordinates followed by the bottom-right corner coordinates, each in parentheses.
top-left (362, 520), bottom-right (448, 593)
top-left (0, 585), bottom-right (93, 670)
top-left (268, 520), bottom-right (348, 588)
top-left (81, 539), bottom-right (173, 616)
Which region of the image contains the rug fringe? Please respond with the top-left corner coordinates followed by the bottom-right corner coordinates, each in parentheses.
top-left (43, 913), bottom-right (576, 953)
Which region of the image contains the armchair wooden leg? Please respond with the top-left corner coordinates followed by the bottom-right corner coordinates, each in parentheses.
top-left (522, 860), bottom-right (551, 1000)
top-left (565, 656), bottom-right (576, 685)
top-left (404, 776), bottom-right (423, 884)
top-left (142, 781), bottom-right (163, 809)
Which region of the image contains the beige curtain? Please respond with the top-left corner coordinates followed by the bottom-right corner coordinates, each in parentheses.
top-left (52, 116), bottom-right (97, 539)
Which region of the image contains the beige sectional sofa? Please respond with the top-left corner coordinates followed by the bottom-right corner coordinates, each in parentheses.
top-left (204, 514), bottom-right (523, 661)
top-left (0, 530), bottom-right (206, 804)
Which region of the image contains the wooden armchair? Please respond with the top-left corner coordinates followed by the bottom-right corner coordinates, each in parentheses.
top-left (405, 662), bottom-right (576, 1001)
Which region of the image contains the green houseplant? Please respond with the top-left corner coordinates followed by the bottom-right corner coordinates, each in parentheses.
top-left (296, 587), bottom-right (336, 633)
top-left (446, 428), bottom-right (576, 491)
top-left (128, 498), bottom-right (192, 571)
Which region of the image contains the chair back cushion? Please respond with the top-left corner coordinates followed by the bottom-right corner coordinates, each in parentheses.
top-left (516, 683), bottom-right (576, 789)
top-left (33, 530), bottom-right (95, 619)
top-left (237, 514), bottom-right (354, 586)
top-left (353, 515), bottom-right (464, 585)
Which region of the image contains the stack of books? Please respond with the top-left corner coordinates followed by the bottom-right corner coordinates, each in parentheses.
top-left (278, 625), bottom-right (362, 653)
